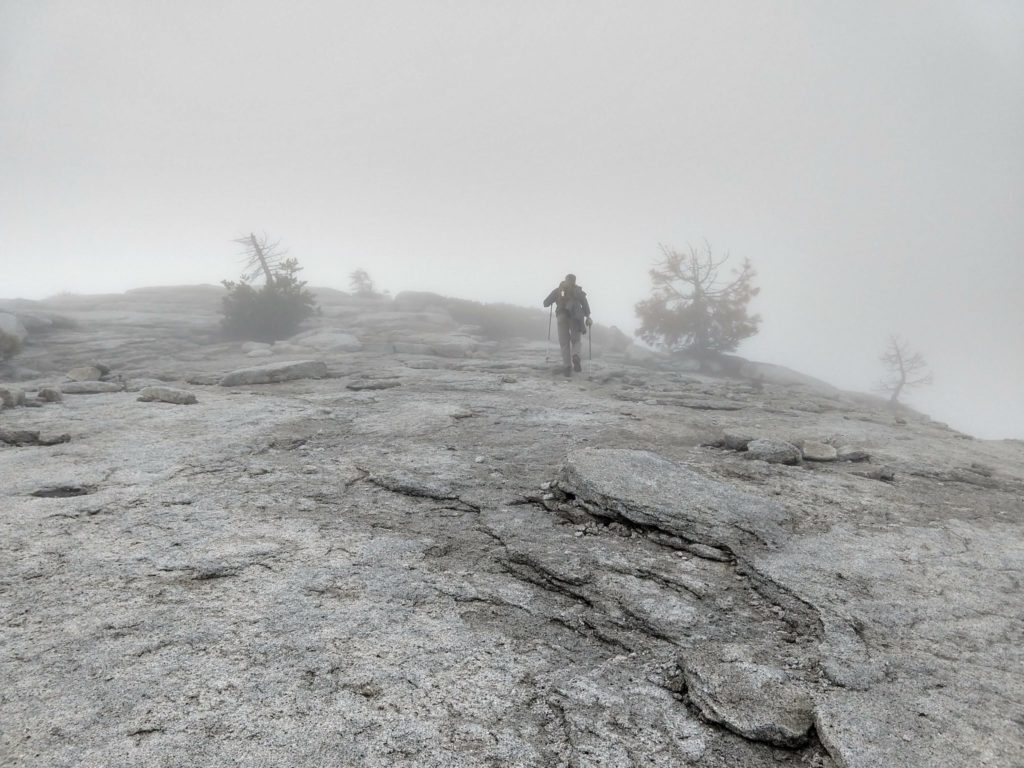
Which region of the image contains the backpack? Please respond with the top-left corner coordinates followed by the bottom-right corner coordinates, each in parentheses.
top-left (558, 286), bottom-right (587, 327)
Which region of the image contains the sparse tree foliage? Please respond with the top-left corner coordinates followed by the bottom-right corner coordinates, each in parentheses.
top-left (349, 268), bottom-right (376, 296)
top-left (635, 242), bottom-right (760, 356)
top-left (878, 335), bottom-right (932, 405)
top-left (221, 234), bottom-right (318, 342)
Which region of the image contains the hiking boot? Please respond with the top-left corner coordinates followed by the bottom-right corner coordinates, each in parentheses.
top-left (572, 354), bottom-right (582, 372)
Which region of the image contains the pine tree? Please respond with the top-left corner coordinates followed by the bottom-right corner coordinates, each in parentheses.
top-left (635, 242), bottom-right (760, 355)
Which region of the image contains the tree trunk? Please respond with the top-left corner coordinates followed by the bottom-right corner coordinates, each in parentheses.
top-left (250, 234), bottom-right (275, 286)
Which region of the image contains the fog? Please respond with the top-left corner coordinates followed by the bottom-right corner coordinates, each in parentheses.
top-left (2, 2), bottom-right (1022, 438)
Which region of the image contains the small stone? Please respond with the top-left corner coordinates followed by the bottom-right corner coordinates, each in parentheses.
top-left (474, 456), bottom-right (485, 464)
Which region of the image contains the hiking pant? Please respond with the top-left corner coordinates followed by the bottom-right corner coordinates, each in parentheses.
top-left (557, 314), bottom-right (583, 368)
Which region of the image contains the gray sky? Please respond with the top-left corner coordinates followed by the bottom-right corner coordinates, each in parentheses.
top-left (2, 1), bottom-right (1022, 438)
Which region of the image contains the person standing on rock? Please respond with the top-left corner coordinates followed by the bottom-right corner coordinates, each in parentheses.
top-left (543, 274), bottom-right (592, 376)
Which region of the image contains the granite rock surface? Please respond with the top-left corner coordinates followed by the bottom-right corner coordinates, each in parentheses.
top-left (1, 286), bottom-right (1021, 768)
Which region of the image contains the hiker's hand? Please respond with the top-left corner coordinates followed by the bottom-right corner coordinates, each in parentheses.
top-left (585, 317), bottom-right (593, 327)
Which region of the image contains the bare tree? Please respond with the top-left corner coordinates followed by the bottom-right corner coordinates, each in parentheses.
top-left (878, 335), bottom-right (932, 405)
top-left (232, 232), bottom-right (290, 285)
top-left (349, 268), bottom-right (376, 296)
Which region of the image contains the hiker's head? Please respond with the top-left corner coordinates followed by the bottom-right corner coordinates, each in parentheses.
top-left (563, 273), bottom-right (577, 287)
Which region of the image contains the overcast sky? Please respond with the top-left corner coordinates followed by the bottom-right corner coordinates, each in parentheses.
top-left (2, 1), bottom-right (1022, 438)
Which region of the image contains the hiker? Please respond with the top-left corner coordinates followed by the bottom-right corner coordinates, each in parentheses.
top-left (543, 273), bottom-right (592, 376)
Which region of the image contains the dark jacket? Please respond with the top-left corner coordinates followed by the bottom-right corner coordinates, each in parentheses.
top-left (543, 284), bottom-right (591, 319)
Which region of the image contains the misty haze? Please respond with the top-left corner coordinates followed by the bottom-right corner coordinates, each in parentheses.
top-left (1, 3), bottom-right (1022, 767)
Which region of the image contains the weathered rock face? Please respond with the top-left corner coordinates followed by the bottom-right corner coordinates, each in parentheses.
top-left (679, 647), bottom-right (814, 747)
top-left (0, 286), bottom-right (1021, 768)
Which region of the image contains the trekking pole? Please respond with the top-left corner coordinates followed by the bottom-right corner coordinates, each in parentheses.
top-left (588, 323), bottom-right (592, 376)
top-left (545, 304), bottom-right (553, 362)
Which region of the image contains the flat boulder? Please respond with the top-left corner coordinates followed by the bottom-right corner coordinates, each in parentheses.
top-left (137, 386), bottom-right (198, 405)
top-left (746, 438), bottom-right (802, 465)
top-left (60, 381), bottom-right (124, 395)
top-left (219, 360), bottom-right (328, 387)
